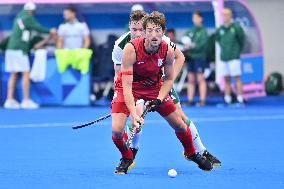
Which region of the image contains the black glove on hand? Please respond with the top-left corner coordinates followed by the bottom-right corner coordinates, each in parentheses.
top-left (147, 99), bottom-right (162, 112)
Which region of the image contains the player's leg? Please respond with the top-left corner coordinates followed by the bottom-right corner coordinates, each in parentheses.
top-left (156, 97), bottom-right (212, 171)
top-left (229, 59), bottom-right (244, 103)
top-left (170, 88), bottom-right (206, 153)
top-left (7, 73), bottom-right (17, 100)
top-left (170, 88), bottom-right (221, 167)
top-left (171, 87), bottom-right (221, 167)
top-left (187, 72), bottom-right (195, 105)
top-left (21, 71), bottom-right (39, 108)
top-left (4, 73), bottom-right (20, 109)
top-left (234, 76), bottom-right (244, 103)
top-left (112, 112), bottom-right (131, 158)
top-left (22, 71), bottom-right (30, 100)
top-left (112, 112), bottom-right (134, 174)
top-left (186, 60), bottom-right (196, 105)
top-left (4, 50), bottom-right (20, 109)
top-left (111, 90), bottom-right (134, 174)
top-left (175, 103), bottom-right (205, 152)
top-left (220, 60), bottom-right (232, 104)
top-left (196, 72), bottom-right (206, 106)
top-left (176, 102), bottom-right (221, 167)
top-left (195, 59), bottom-right (207, 106)
top-left (224, 76), bottom-right (232, 104)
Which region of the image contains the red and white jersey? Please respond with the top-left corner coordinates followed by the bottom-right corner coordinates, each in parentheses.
top-left (116, 37), bottom-right (168, 100)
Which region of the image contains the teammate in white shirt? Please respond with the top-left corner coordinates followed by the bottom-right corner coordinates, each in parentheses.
top-left (57, 6), bottom-right (90, 49)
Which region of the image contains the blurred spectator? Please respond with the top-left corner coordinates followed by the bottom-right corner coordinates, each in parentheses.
top-left (56, 6), bottom-right (90, 49)
top-left (30, 34), bottom-right (56, 51)
top-left (4, 2), bottom-right (56, 109)
top-left (215, 8), bottom-right (245, 104)
top-left (184, 11), bottom-right (208, 106)
top-left (55, 6), bottom-right (92, 74)
top-left (165, 28), bottom-right (185, 51)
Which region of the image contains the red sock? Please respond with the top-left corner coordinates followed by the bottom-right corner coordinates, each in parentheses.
top-left (112, 132), bottom-right (133, 159)
top-left (175, 126), bottom-right (196, 156)
top-left (123, 131), bottom-right (128, 141)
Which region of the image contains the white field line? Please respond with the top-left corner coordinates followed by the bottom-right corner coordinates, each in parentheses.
top-left (0, 115), bottom-right (284, 129)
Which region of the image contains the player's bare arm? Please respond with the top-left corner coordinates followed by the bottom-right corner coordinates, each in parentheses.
top-left (83, 35), bottom-right (90, 48)
top-left (56, 36), bottom-right (64, 49)
top-left (121, 43), bottom-right (143, 126)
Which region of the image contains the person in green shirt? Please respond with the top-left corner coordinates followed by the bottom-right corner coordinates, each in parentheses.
top-left (215, 8), bottom-right (245, 104)
top-left (4, 2), bottom-right (56, 109)
top-left (184, 11), bottom-right (208, 106)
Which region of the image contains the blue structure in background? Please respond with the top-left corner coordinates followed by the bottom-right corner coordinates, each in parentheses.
top-left (240, 55), bottom-right (264, 83)
top-left (0, 55), bottom-right (90, 105)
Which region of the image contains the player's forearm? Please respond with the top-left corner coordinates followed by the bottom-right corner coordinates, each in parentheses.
top-left (122, 75), bottom-right (136, 116)
top-left (123, 87), bottom-right (136, 116)
top-left (157, 79), bottom-right (173, 101)
top-left (33, 37), bottom-right (49, 50)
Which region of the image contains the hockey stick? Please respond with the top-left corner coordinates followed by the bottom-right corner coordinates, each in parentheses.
top-left (126, 107), bottom-right (150, 147)
top-left (72, 113), bottom-right (111, 130)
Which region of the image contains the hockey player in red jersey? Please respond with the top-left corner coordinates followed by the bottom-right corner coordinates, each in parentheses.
top-left (111, 11), bottom-right (213, 174)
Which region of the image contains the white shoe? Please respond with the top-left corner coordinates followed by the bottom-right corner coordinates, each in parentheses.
top-left (20, 99), bottom-right (39, 109)
top-left (4, 99), bottom-right (20, 109)
top-left (237, 95), bottom-right (244, 104)
top-left (224, 95), bottom-right (232, 104)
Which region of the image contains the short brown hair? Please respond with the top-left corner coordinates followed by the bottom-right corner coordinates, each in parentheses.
top-left (129, 10), bottom-right (147, 23)
top-left (64, 6), bottom-right (76, 14)
top-left (193, 11), bottom-right (202, 18)
top-left (142, 11), bottom-right (166, 31)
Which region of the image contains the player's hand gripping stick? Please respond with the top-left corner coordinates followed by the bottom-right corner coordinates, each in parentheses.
top-left (146, 99), bottom-right (162, 112)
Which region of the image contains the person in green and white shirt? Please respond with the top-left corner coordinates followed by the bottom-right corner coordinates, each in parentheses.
top-left (216, 8), bottom-right (245, 104)
top-left (4, 2), bottom-right (56, 109)
top-left (184, 11), bottom-right (208, 106)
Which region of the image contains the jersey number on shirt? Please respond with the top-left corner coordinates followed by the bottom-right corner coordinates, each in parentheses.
top-left (169, 41), bottom-right (176, 51)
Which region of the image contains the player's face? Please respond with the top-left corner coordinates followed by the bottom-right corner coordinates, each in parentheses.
top-left (129, 20), bottom-right (145, 39)
top-left (63, 10), bottom-right (75, 22)
top-left (145, 22), bottom-right (164, 48)
top-left (192, 14), bottom-right (202, 27)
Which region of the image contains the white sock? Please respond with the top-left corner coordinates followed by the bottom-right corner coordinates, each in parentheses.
top-left (188, 120), bottom-right (206, 154)
top-left (126, 123), bottom-right (141, 149)
top-left (237, 95), bottom-right (244, 103)
top-left (224, 95), bottom-right (232, 104)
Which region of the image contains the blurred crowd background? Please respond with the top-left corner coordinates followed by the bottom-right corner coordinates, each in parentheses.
top-left (0, 0), bottom-right (283, 108)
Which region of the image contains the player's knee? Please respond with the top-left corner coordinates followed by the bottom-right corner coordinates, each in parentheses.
top-left (112, 131), bottom-right (124, 139)
top-left (224, 76), bottom-right (231, 83)
top-left (188, 78), bottom-right (195, 84)
top-left (197, 76), bottom-right (205, 84)
top-left (175, 118), bottom-right (187, 128)
top-left (173, 122), bottom-right (187, 132)
top-left (166, 114), bottom-right (187, 132)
